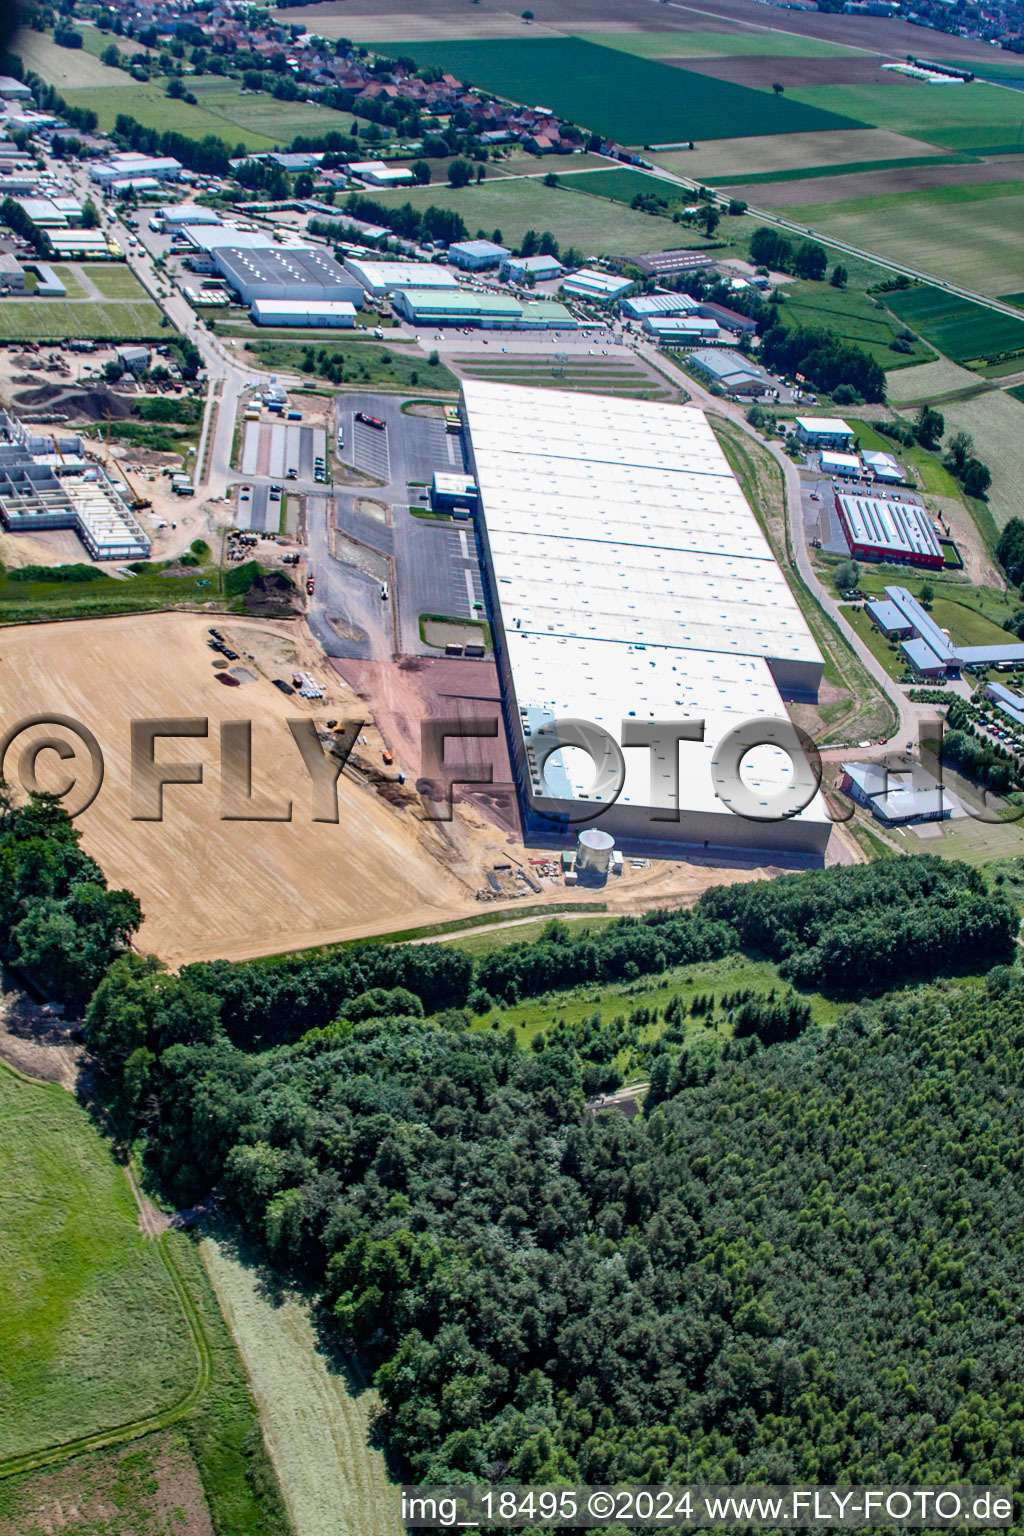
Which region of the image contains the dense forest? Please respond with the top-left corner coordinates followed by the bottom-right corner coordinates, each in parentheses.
top-left (6, 793), bottom-right (1022, 1500)
top-left (68, 849), bottom-right (1024, 1499)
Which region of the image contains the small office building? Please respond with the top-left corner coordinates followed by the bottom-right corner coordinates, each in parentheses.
top-left (501, 253), bottom-right (564, 284)
top-left (449, 239), bottom-right (512, 271)
top-left (820, 450), bottom-right (862, 479)
top-left (431, 472), bottom-right (479, 513)
top-left (795, 417), bottom-right (855, 450)
top-left (250, 299), bottom-right (357, 327)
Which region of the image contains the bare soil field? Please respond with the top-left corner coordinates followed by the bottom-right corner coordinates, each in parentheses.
top-left (649, 126), bottom-right (942, 179)
top-left (272, 5), bottom-right (569, 39)
top-left (739, 153), bottom-right (1024, 207)
top-left (274, 0), bottom-right (1007, 59)
top-left (201, 1233), bottom-right (401, 1536)
top-left (0, 613), bottom-right (490, 965)
top-left (678, 52), bottom-right (891, 87)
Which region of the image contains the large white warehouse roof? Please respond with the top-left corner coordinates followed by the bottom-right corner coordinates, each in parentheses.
top-left (461, 379), bottom-right (829, 858)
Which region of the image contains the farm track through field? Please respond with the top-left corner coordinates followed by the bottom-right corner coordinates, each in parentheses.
top-left (0, 1072), bottom-right (212, 1482)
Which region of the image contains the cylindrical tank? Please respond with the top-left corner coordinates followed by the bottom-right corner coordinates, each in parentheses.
top-left (576, 828), bottom-right (615, 875)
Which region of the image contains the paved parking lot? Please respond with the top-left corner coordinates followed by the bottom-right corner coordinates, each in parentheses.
top-left (349, 414), bottom-right (391, 480)
top-left (241, 422), bottom-right (326, 479)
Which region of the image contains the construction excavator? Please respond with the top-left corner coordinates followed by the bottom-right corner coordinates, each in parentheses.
top-left (102, 411), bottom-right (152, 511)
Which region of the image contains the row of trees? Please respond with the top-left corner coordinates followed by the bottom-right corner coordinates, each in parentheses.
top-left (113, 112), bottom-right (241, 178)
top-left (749, 227), bottom-right (834, 282)
top-left (0, 196), bottom-right (53, 258)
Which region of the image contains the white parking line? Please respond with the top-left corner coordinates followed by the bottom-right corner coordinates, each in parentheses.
top-left (464, 569), bottom-right (476, 614)
top-left (459, 529), bottom-right (469, 557)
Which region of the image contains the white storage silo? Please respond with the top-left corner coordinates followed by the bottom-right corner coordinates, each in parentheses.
top-left (576, 828), bottom-right (615, 876)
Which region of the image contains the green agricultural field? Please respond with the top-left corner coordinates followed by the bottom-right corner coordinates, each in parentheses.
top-left (788, 78), bottom-right (1024, 152)
top-left (779, 183), bottom-right (1024, 300)
top-left (243, 337), bottom-right (458, 393)
top-left (773, 280), bottom-right (934, 369)
top-left (360, 177), bottom-right (734, 257)
top-left (0, 1065), bottom-right (196, 1465)
top-left (578, 29), bottom-right (862, 58)
top-left (382, 37), bottom-right (863, 145)
top-left (884, 283), bottom-right (1024, 366)
top-left (0, 298), bottom-right (165, 342)
top-left (557, 166), bottom-right (690, 205)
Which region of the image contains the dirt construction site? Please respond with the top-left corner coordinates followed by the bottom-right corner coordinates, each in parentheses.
top-left (0, 612), bottom-right (776, 967)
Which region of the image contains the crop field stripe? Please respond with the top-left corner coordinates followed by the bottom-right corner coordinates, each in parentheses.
top-left (708, 153), bottom-right (974, 186)
top-left (576, 30), bottom-right (866, 59)
top-left (377, 37), bottom-right (865, 145)
top-left (884, 285), bottom-right (1024, 365)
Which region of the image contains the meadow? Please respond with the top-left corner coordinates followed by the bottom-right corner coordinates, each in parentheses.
top-left (464, 949), bottom-right (848, 1051)
top-left (0, 297), bottom-right (165, 342)
top-left (884, 282), bottom-right (1024, 365)
top-left (201, 1233), bottom-right (401, 1536)
top-left (84, 263), bottom-right (153, 301)
top-left (456, 354), bottom-right (677, 400)
top-left (0, 1065), bottom-right (196, 1466)
top-left (362, 176), bottom-right (732, 256)
top-left (929, 389), bottom-right (1024, 529)
top-left (383, 37), bottom-right (863, 145)
top-left (775, 279), bottom-right (935, 369)
top-left (779, 182), bottom-right (1024, 299)
top-left (788, 78), bottom-right (1024, 152)
top-left (885, 356), bottom-right (981, 403)
top-left (242, 337), bottom-right (458, 393)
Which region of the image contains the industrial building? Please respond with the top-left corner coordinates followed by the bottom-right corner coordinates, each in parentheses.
top-left (866, 597), bottom-right (913, 638)
top-left (461, 379), bottom-right (830, 861)
top-left (212, 246), bottom-right (364, 307)
top-left (27, 261), bottom-right (65, 297)
top-left (879, 585), bottom-right (1024, 675)
top-left (0, 412), bottom-right (151, 560)
top-left (449, 239), bottom-right (512, 271)
top-left (834, 492), bottom-right (944, 568)
top-left (501, 254), bottom-right (564, 284)
top-left (49, 231), bottom-right (120, 259)
top-left (160, 204), bottom-right (223, 228)
top-left (91, 152), bottom-right (183, 186)
top-left (347, 160), bottom-right (414, 186)
top-left (643, 314), bottom-right (721, 344)
top-left (840, 762), bottom-right (950, 826)
top-left (562, 269), bottom-right (633, 302)
top-left (250, 298), bottom-right (357, 326)
top-left (631, 250), bottom-right (712, 279)
top-left (178, 223), bottom-right (308, 272)
top-left (985, 681), bottom-right (1024, 727)
top-left (0, 252), bottom-right (24, 290)
top-left (863, 449), bottom-right (903, 484)
top-left (342, 257), bottom-right (460, 297)
top-left (391, 288), bottom-right (573, 329)
top-left (15, 195), bottom-right (82, 227)
top-left (687, 349), bottom-right (765, 395)
top-left (821, 450), bottom-right (861, 479)
top-left (796, 417), bottom-right (855, 449)
top-left (621, 292), bottom-right (698, 321)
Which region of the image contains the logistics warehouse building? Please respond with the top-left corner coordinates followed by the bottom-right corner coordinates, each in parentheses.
top-left (461, 380), bottom-right (830, 860)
